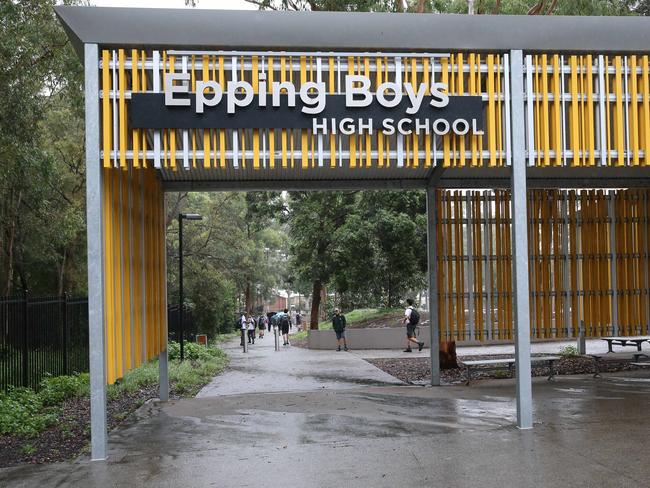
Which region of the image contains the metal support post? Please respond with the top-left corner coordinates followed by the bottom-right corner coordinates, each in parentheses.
top-left (178, 215), bottom-right (184, 361)
top-left (274, 326), bottom-right (280, 351)
top-left (608, 192), bottom-right (619, 336)
top-left (510, 50), bottom-right (533, 429)
top-left (159, 349), bottom-right (169, 401)
top-left (85, 43), bottom-right (108, 460)
top-left (63, 293), bottom-right (70, 375)
top-left (426, 188), bottom-right (440, 386)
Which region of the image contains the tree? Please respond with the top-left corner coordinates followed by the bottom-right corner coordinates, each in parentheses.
top-left (0, 0), bottom-right (86, 295)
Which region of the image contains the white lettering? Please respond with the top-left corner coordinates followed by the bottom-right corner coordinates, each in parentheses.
top-left (404, 83), bottom-right (427, 114)
top-left (472, 118), bottom-right (485, 135)
top-left (312, 118), bottom-right (328, 134)
top-left (382, 118), bottom-right (396, 135)
top-left (345, 75), bottom-right (373, 107)
top-left (376, 82), bottom-right (402, 108)
top-left (195, 80), bottom-right (223, 113)
top-left (340, 117), bottom-right (355, 135)
top-left (415, 118), bottom-right (430, 135)
top-left (452, 119), bottom-right (470, 135)
top-left (226, 81), bottom-right (254, 114)
top-left (397, 118), bottom-right (413, 135)
top-left (272, 82), bottom-right (296, 107)
top-left (164, 73), bottom-right (191, 106)
top-left (430, 82), bottom-right (449, 108)
top-left (300, 81), bottom-right (326, 114)
top-left (358, 118), bottom-right (373, 135)
top-left (432, 118), bottom-right (450, 135)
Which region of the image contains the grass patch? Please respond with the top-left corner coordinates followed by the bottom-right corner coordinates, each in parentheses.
top-left (319, 308), bottom-right (401, 329)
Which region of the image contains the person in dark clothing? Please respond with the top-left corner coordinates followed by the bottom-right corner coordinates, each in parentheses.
top-left (332, 308), bottom-right (348, 351)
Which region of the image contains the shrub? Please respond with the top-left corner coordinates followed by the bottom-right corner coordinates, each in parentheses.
top-left (167, 340), bottom-right (222, 361)
top-left (39, 373), bottom-right (90, 406)
top-left (0, 387), bottom-right (56, 437)
top-left (559, 345), bottom-right (580, 358)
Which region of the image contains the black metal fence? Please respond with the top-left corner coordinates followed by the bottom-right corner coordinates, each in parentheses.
top-left (0, 294), bottom-right (89, 391)
top-left (0, 296), bottom-right (204, 392)
top-left (167, 305), bottom-right (197, 343)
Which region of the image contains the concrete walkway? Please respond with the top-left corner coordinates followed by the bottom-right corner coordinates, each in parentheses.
top-left (2, 335), bottom-right (649, 487)
top-left (198, 332), bottom-right (403, 397)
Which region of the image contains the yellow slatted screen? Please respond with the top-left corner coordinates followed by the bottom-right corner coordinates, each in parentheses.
top-left (102, 166), bottom-right (166, 385)
top-left (436, 189), bottom-right (650, 342)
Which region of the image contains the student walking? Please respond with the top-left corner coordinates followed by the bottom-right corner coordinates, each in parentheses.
top-left (258, 314), bottom-right (267, 339)
top-left (278, 308), bottom-right (291, 345)
top-left (332, 308), bottom-right (348, 351)
top-left (402, 298), bottom-right (424, 353)
top-left (239, 311), bottom-right (247, 346)
top-left (247, 312), bottom-right (256, 344)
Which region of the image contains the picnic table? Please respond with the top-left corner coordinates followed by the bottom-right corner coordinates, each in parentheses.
top-left (600, 336), bottom-right (650, 353)
top-left (462, 356), bottom-right (561, 385)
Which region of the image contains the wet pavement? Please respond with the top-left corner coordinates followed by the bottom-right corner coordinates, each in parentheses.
top-left (198, 332), bottom-right (403, 397)
top-left (2, 335), bottom-right (649, 487)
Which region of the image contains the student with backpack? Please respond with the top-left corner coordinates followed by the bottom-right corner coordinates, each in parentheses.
top-left (278, 308), bottom-right (291, 346)
top-left (402, 298), bottom-right (424, 353)
top-left (332, 308), bottom-right (348, 351)
top-left (247, 312), bottom-right (256, 345)
top-left (258, 314), bottom-right (267, 339)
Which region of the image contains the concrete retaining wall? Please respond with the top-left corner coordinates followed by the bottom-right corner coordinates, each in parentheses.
top-left (307, 327), bottom-right (572, 349)
top-left (308, 326), bottom-right (431, 350)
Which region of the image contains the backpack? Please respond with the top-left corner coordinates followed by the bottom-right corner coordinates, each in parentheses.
top-left (280, 314), bottom-right (290, 328)
top-left (408, 307), bottom-right (420, 326)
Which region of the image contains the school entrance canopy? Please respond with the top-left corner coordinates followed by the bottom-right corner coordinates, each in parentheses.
top-left (55, 6), bottom-right (650, 461)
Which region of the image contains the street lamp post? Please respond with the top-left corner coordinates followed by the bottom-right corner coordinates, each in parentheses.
top-left (178, 213), bottom-right (202, 361)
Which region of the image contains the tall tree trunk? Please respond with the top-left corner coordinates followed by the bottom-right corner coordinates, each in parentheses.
top-left (2, 190), bottom-right (22, 296)
top-left (57, 248), bottom-right (67, 296)
top-left (245, 280), bottom-right (251, 313)
top-left (310, 279), bottom-right (322, 330)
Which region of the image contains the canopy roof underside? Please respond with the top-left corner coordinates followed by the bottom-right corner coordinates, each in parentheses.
top-left (56, 7), bottom-right (650, 61)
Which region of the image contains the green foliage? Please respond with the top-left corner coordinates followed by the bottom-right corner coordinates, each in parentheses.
top-left (0, 387), bottom-right (56, 437)
top-left (559, 345), bottom-right (580, 358)
top-left (38, 373), bottom-right (89, 406)
top-left (167, 340), bottom-right (224, 361)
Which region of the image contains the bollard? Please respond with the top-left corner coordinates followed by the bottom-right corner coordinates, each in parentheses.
top-left (242, 329), bottom-right (248, 353)
top-left (274, 326), bottom-right (279, 351)
top-left (577, 320), bottom-right (586, 355)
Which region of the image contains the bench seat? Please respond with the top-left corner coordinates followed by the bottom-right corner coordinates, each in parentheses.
top-left (461, 356), bottom-right (561, 385)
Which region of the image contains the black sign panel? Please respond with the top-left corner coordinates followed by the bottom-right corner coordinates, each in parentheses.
top-left (129, 94), bottom-right (484, 130)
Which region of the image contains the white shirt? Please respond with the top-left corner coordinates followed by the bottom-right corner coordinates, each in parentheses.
top-left (240, 315), bottom-right (247, 330)
top-left (404, 307), bottom-right (413, 322)
top-left (247, 317), bottom-right (255, 330)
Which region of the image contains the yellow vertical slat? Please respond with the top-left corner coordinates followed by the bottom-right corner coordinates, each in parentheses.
top-left (586, 55), bottom-right (596, 166)
top-left (614, 56), bottom-right (625, 166)
top-left (202, 54), bottom-right (211, 168)
top-left (103, 169), bottom-right (115, 383)
top-left (329, 56), bottom-right (336, 168)
top-left (131, 50), bottom-right (140, 169)
top-left (541, 55), bottom-right (551, 166)
top-left (289, 56), bottom-right (294, 169)
top-left (570, 56), bottom-right (580, 166)
top-left (441, 57), bottom-right (451, 168)
top-left (102, 50), bottom-right (112, 168)
top-left (629, 56), bottom-right (640, 165)
top-left (419, 57), bottom-right (430, 168)
top-left (118, 49), bottom-right (127, 169)
top-left (496, 55), bottom-right (503, 167)
top-left (456, 54), bottom-right (465, 167)
top-left (469, 54), bottom-right (478, 167)
top-left (348, 56), bottom-right (357, 168)
top-left (113, 170), bottom-right (124, 379)
top-left (641, 56), bottom-right (650, 166)
top-left (169, 55), bottom-right (177, 170)
top-left (280, 56), bottom-right (288, 168)
top-left (365, 57), bottom-right (372, 168)
top-left (132, 170), bottom-right (142, 367)
top-left (552, 55), bottom-right (562, 166)
top-left (300, 55), bottom-right (309, 169)
top-left (267, 56), bottom-right (275, 169)
top-left (376, 57), bottom-right (384, 168)
top-left (487, 55), bottom-right (497, 167)
top-left (122, 171), bottom-right (132, 371)
top-left (191, 56), bottom-right (197, 168)
top-left (252, 55), bottom-right (260, 170)
top-left (140, 50), bottom-right (147, 168)
top-left (218, 56), bottom-right (226, 168)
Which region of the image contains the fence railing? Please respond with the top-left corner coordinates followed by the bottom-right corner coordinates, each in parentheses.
top-left (0, 296), bottom-right (200, 391)
top-left (0, 294), bottom-right (89, 391)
